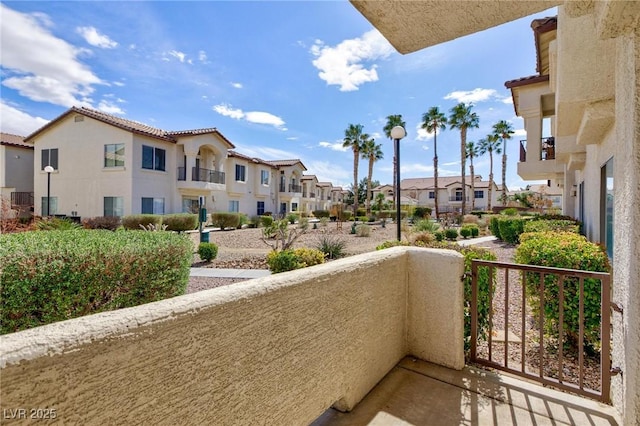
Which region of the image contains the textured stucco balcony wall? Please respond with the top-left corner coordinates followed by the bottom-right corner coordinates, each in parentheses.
top-left (0, 246), bottom-right (464, 425)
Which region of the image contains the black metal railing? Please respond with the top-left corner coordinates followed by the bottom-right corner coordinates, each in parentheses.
top-left (289, 184), bottom-right (302, 193)
top-left (177, 167), bottom-right (225, 184)
top-left (449, 196), bottom-right (469, 202)
top-left (519, 137), bottom-right (555, 162)
top-left (10, 192), bottom-right (33, 207)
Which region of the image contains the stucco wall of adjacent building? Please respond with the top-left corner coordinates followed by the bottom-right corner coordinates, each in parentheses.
top-left (0, 247), bottom-right (464, 425)
top-left (1, 145), bottom-right (33, 192)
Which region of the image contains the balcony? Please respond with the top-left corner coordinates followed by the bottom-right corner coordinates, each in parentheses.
top-left (519, 137), bottom-right (555, 162)
top-left (517, 137), bottom-right (563, 181)
top-left (448, 196), bottom-right (469, 202)
top-left (176, 167), bottom-right (226, 191)
top-left (281, 183), bottom-right (302, 193)
top-left (10, 191), bottom-right (33, 209)
top-left (0, 247), bottom-right (620, 424)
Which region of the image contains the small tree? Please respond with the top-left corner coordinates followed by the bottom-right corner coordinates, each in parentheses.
top-left (261, 218), bottom-right (309, 251)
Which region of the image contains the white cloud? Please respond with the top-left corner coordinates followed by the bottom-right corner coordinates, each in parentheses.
top-left (231, 82), bottom-right (243, 89)
top-left (415, 122), bottom-right (435, 141)
top-left (233, 144), bottom-right (299, 161)
top-left (502, 96), bottom-right (514, 104)
top-left (0, 101), bottom-right (49, 134)
top-left (286, 136), bottom-right (298, 141)
top-left (113, 81), bottom-right (125, 87)
top-left (513, 128), bottom-right (527, 137)
top-left (319, 141), bottom-right (348, 152)
top-left (97, 100), bottom-right (125, 115)
top-left (308, 161), bottom-right (351, 186)
top-left (198, 50), bottom-right (208, 63)
top-left (76, 26), bottom-right (118, 49)
top-left (421, 145), bottom-right (430, 151)
top-left (212, 103), bottom-right (285, 129)
top-left (0, 4), bottom-right (103, 108)
top-left (444, 88), bottom-right (500, 104)
top-left (166, 50), bottom-right (186, 63)
top-left (310, 29), bottom-right (394, 91)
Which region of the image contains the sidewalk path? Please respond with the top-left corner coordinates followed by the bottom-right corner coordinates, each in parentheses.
top-left (190, 268), bottom-right (270, 278)
top-left (456, 235), bottom-right (497, 247)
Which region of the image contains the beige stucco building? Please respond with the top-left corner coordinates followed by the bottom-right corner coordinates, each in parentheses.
top-left (0, 133), bottom-right (34, 219)
top-left (351, 0), bottom-right (640, 423)
top-left (24, 107), bottom-right (342, 219)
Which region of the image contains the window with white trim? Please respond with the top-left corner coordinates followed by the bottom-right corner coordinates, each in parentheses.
top-left (142, 145), bottom-right (165, 171)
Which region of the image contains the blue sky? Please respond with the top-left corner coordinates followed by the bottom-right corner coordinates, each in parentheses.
top-left (1, 1), bottom-right (555, 190)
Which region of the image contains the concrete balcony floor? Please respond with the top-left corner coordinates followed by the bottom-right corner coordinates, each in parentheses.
top-left (314, 357), bottom-right (620, 426)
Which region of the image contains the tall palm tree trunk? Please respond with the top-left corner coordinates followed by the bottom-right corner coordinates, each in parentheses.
top-left (433, 132), bottom-right (439, 220)
top-left (460, 129), bottom-right (467, 214)
top-left (353, 155), bottom-right (359, 216)
top-left (366, 157), bottom-right (374, 215)
top-left (488, 153), bottom-right (494, 211)
top-left (501, 151), bottom-right (507, 205)
top-left (470, 160), bottom-right (475, 211)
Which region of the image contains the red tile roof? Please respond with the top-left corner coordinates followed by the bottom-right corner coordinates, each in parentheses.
top-left (228, 150), bottom-right (277, 167)
top-left (265, 159), bottom-right (307, 170)
top-left (0, 132), bottom-right (33, 149)
top-left (504, 74), bottom-right (549, 89)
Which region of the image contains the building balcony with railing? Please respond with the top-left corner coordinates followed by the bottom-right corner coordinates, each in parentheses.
top-left (517, 137), bottom-right (563, 181)
top-left (10, 191), bottom-right (34, 209)
top-left (0, 247), bottom-right (620, 424)
top-left (448, 195), bottom-right (469, 202)
top-left (176, 167), bottom-right (226, 191)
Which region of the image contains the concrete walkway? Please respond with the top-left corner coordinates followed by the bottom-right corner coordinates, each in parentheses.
top-left (190, 267), bottom-right (270, 278)
top-left (457, 235), bottom-right (497, 246)
top-left (314, 357), bottom-right (620, 425)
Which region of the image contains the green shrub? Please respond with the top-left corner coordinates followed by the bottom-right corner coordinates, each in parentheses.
top-left (260, 215), bottom-right (274, 227)
top-left (434, 231), bottom-right (445, 241)
top-left (414, 219), bottom-right (439, 233)
top-left (198, 242), bottom-right (218, 262)
top-left (497, 217), bottom-right (525, 244)
top-left (122, 214), bottom-right (162, 230)
top-left (36, 217), bottom-right (82, 231)
top-left (82, 216), bottom-right (121, 230)
top-left (211, 212), bottom-right (240, 230)
top-left (413, 232), bottom-right (435, 246)
top-left (355, 216), bottom-right (368, 222)
top-left (0, 230), bottom-right (192, 334)
top-left (238, 213), bottom-right (249, 227)
top-left (502, 207), bottom-right (519, 216)
top-left (444, 228), bottom-right (459, 241)
top-left (266, 248), bottom-right (325, 273)
top-left (356, 224), bottom-right (371, 237)
top-left (248, 215), bottom-right (261, 228)
top-left (286, 213), bottom-right (299, 224)
top-left (312, 210), bottom-right (330, 218)
top-left (489, 216), bottom-right (501, 239)
top-left (471, 226), bottom-right (479, 237)
top-left (339, 211), bottom-right (352, 221)
top-left (375, 240), bottom-right (410, 250)
top-left (516, 232), bottom-right (610, 352)
top-left (459, 227), bottom-right (472, 239)
top-left (356, 208), bottom-right (366, 217)
top-left (315, 233), bottom-right (346, 259)
top-left (163, 213), bottom-right (198, 232)
top-left (524, 219), bottom-right (580, 234)
top-left (413, 207), bottom-right (432, 219)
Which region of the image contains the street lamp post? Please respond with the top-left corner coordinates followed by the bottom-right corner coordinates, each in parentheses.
top-left (44, 165), bottom-right (54, 217)
top-left (390, 126), bottom-right (406, 241)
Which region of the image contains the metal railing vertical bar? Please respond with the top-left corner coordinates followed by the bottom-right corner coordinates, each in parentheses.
top-left (471, 262), bottom-right (479, 361)
top-left (488, 265), bottom-right (494, 362)
top-left (504, 266), bottom-right (510, 368)
top-left (521, 270), bottom-right (526, 373)
top-left (579, 276), bottom-right (585, 390)
top-left (539, 272), bottom-right (545, 379)
top-left (558, 274), bottom-right (565, 384)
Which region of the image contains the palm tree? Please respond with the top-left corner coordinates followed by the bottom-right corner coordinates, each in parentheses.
top-left (466, 141), bottom-right (479, 211)
top-left (492, 120), bottom-right (515, 205)
top-left (449, 103), bottom-right (480, 214)
top-left (343, 123), bottom-right (365, 216)
top-left (383, 115), bottom-right (406, 208)
top-left (361, 138), bottom-right (384, 215)
top-left (478, 134), bottom-right (502, 212)
top-left (421, 107), bottom-right (447, 220)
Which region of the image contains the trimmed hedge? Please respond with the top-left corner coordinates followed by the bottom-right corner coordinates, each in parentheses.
top-left (0, 230), bottom-right (193, 334)
top-left (489, 216), bottom-right (501, 239)
top-left (198, 242), bottom-right (218, 262)
top-left (497, 217), bottom-right (525, 244)
top-left (211, 212), bottom-right (240, 230)
top-left (163, 213), bottom-right (198, 232)
top-left (524, 219), bottom-right (580, 234)
top-left (122, 214), bottom-right (162, 230)
top-left (312, 210), bottom-right (330, 218)
top-left (516, 232), bottom-right (610, 352)
top-left (266, 248), bottom-right (325, 273)
top-left (82, 216), bottom-right (121, 230)
top-left (444, 228), bottom-right (459, 240)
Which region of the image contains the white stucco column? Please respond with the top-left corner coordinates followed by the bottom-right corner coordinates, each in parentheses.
top-left (523, 116), bottom-right (543, 161)
top-left (185, 153), bottom-right (197, 182)
top-left (562, 164), bottom-right (575, 216)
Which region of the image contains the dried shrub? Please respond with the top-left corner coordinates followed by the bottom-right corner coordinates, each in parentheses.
top-left (82, 216), bottom-right (121, 230)
top-left (122, 214), bottom-right (162, 230)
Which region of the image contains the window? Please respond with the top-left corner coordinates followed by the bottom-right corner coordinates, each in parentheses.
top-left (142, 197), bottom-right (165, 214)
top-left (474, 190), bottom-right (484, 199)
top-left (104, 143), bottom-right (125, 167)
top-left (182, 198), bottom-right (199, 214)
top-left (428, 191), bottom-right (435, 199)
top-left (260, 170), bottom-right (269, 185)
top-left (600, 158), bottom-right (614, 258)
top-left (41, 148), bottom-right (58, 170)
top-left (40, 196), bottom-right (58, 216)
top-left (292, 202), bottom-right (298, 212)
top-left (235, 164), bottom-right (246, 182)
top-left (104, 197), bottom-right (124, 217)
top-left (455, 190), bottom-right (463, 201)
top-left (142, 145), bottom-right (165, 171)
top-left (229, 200), bottom-right (239, 212)
top-left (257, 201), bottom-right (265, 216)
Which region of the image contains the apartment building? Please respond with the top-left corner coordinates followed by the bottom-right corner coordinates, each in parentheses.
top-left (24, 107), bottom-right (341, 219)
top-left (0, 133), bottom-right (34, 218)
top-left (353, 2), bottom-right (640, 422)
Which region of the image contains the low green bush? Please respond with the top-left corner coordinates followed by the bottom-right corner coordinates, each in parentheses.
top-left (489, 216), bottom-right (501, 239)
top-left (516, 232), bottom-right (610, 352)
top-left (312, 210), bottom-right (330, 218)
top-left (260, 215), bottom-right (274, 227)
top-left (444, 228), bottom-right (459, 241)
top-left (36, 217), bottom-right (82, 231)
top-left (434, 231), bottom-right (445, 241)
top-left (238, 213), bottom-right (249, 227)
top-left (248, 215), bottom-right (261, 228)
top-left (356, 208), bottom-right (366, 217)
top-left (266, 248), bottom-right (325, 273)
top-left (497, 217), bottom-right (525, 244)
top-left (82, 216), bottom-right (121, 230)
top-left (122, 214), bottom-right (162, 230)
top-left (414, 219), bottom-right (439, 233)
top-left (163, 213), bottom-right (198, 232)
top-left (211, 212), bottom-right (240, 230)
top-left (413, 207), bottom-right (432, 219)
top-left (355, 224), bottom-right (371, 237)
top-left (315, 233), bottom-right (346, 259)
top-left (501, 207), bottom-right (519, 216)
top-left (355, 216), bottom-right (368, 222)
top-left (460, 227), bottom-right (472, 239)
top-left (339, 211), bottom-right (352, 221)
top-left (286, 213), bottom-right (299, 224)
top-left (462, 223), bottom-right (480, 238)
top-left (524, 219), bottom-right (580, 234)
top-left (0, 230), bottom-right (192, 334)
top-left (198, 242), bottom-right (218, 262)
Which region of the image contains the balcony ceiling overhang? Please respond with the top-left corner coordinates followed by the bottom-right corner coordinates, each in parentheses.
top-left (349, 0), bottom-right (562, 54)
